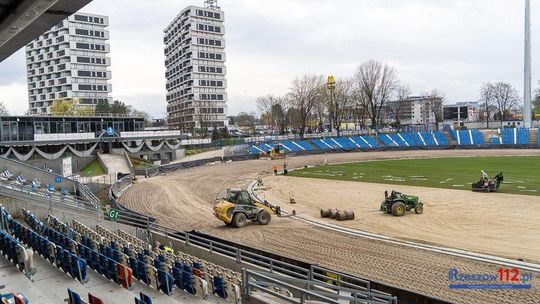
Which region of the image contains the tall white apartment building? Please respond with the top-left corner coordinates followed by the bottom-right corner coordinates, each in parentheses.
top-left (164, 1), bottom-right (228, 133)
top-left (25, 12), bottom-right (112, 114)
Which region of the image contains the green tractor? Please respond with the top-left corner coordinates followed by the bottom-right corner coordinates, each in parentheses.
top-left (380, 190), bottom-right (423, 217)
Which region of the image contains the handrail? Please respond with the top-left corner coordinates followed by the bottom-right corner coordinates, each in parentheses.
top-left (0, 176), bottom-right (398, 301)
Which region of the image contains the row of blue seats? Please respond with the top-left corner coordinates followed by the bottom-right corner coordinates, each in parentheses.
top-left (451, 129), bottom-right (485, 145)
top-left (0, 207), bottom-right (36, 278)
top-left (74, 220), bottom-right (239, 301)
top-left (0, 169), bottom-right (71, 195)
top-left (500, 128), bottom-right (530, 145)
top-left (65, 216), bottom-right (228, 299)
top-left (67, 288), bottom-right (105, 304)
top-left (21, 210), bottom-right (136, 290)
top-left (379, 132), bottom-right (449, 147)
top-left (67, 289), bottom-right (153, 304)
top-left (14, 210), bottom-right (89, 284)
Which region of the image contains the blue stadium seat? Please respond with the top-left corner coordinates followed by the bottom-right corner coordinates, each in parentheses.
top-left (67, 289), bottom-right (84, 304)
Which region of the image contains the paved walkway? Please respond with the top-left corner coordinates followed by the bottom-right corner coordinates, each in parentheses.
top-left (98, 153), bottom-right (131, 175)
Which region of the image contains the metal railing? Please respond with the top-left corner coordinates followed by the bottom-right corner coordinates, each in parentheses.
top-left (242, 269), bottom-right (397, 304)
top-left (0, 165), bottom-right (398, 302)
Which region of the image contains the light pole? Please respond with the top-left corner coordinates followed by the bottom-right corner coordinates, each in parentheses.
top-left (524, 0), bottom-right (532, 128)
top-left (326, 75), bottom-right (336, 136)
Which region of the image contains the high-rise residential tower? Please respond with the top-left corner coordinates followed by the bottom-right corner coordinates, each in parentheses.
top-left (164, 0), bottom-right (228, 133)
top-left (25, 12), bottom-right (112, 114)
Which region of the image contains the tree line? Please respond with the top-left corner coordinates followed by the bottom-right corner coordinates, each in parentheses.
top-left (249, 60), bottom-right (445, 139)
top-left (232, 60), bottom-right (540, 137)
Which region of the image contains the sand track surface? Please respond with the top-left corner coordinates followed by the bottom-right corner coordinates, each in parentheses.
top-left (261, 176), bottom-right (540, 262)
top-left (119, 149), bottom-right (540, 304)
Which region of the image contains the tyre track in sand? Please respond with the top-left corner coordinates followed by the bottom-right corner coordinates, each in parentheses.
top-left (119, 149), bottom-right (540, 304)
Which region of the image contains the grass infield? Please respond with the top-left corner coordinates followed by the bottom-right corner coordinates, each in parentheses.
top-left (288, 156), bottom-right (540, 196)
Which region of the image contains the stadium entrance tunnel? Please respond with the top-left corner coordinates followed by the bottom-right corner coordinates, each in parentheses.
top-left (189, 231), bottom-right (452, 304)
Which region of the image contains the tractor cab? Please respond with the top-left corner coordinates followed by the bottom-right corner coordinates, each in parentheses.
top-left (226, 189), bottom-right (254, 206)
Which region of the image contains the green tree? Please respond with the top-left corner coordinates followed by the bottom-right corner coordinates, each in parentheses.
top-left (95, 100), bottom-right (111, 114)
top-left (110, 100), bottom-right (128, 114)
top-left (220, 126), bottom-right (230, 138)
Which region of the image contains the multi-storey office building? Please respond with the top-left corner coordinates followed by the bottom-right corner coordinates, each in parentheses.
top-left (25, 12), bottom-right (112, 114)
top-left (164, 2), bottom-right (228, 133)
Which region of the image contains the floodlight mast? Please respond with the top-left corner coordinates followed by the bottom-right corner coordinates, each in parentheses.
top-left (524, 0), bottom-right (532, 128)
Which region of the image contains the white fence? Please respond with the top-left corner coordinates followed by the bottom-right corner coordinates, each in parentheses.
top-left (34, 133), bottom-right (95, 141)
top-left (120, 130), bottom-right (183, 139)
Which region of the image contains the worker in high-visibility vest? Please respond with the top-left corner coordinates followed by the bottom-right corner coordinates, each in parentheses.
top-left (272, 164), bottom-right (278, 175)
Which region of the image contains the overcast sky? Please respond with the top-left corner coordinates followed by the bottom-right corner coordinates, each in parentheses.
top-left (0, 0), bottom-right (538, 117)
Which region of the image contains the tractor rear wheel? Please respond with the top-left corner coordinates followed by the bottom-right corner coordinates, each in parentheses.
top-left (257, 210), bottom-right (271, 225)
top-left (232, 213), bottom-right (247, 228)
top-left (414, 205), bottom-right (424, 214)
top-left (391, 202), bottom-right (406, 216)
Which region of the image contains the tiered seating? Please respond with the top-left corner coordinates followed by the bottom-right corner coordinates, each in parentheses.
top-left (451, 129), bottom-right (484, 145)
top-left (0, 207), bottom-right (36, 278)
top-left (408, 131), bottom-right (448, 146)
top-left (378, 134), bottom-right (399, 146)
top-left (295, 140), bottom-right (316, 151)
top-left (277, 141), bottom-right (299, 153)
top-left (333, 137), bottom-right (356, 149)
top-left (350, 136), bottom-right (378, 148)
top-left (0, 170), bottom-right (14, 180)
top-left (490, 137), bottom-right (502, 144)
top-left (16, 211), bottom-right (90, 284)
top-left (501, 128), bottom-right (530, 145)
top-left (432, 131), bottom-right (449, 145)
top-left (73, 220), bottom-right (242, 302)
top-left (67, 289), bottom-right (111, 304)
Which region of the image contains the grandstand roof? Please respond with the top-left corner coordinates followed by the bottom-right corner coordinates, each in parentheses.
top-left (0, 0), bottom-right (92, 62)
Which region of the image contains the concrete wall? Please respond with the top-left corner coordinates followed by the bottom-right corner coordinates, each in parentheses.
top-left (25, 154), bottom-right (95, 176)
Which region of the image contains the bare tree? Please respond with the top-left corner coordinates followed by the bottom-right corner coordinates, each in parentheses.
top-left (327, 78), bottom-right (354, 137)
top-left (236, 112), bottom-right (257, 132)
top-left (353, 60), bottom-right (398, 132)
top-left (195, 100), bottom-right (218, 137)
top-left (273, 96), bottom-right (290, 134)
top-left (491, 82), bottom-right (519, 127)
top-left (0, 100), bottom-right (10, 116)
top-left (288, 74), bottom-right (324, 139)
top-left (387, 84), bottom-right (411, 129)
top-left (256, 95), bottom-right (279, 130)
top-left (350, 89), bottom-right (369, 130)
top-left (480, 83), bottom-right (495, 129)
top-left (422, 89), bottom-right (445, 130)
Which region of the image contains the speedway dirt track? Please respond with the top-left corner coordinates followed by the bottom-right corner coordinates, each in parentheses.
top-left (120, 149), bottom-right (540, 304)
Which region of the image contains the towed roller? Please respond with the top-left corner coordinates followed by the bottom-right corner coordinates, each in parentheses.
top-left (320, 208), bottom-right (338, 218)
top-left (335, 210), bottom-right (355, 221)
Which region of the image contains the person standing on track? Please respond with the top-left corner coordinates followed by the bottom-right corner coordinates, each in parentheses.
top-left (273, 164), bottom-right (278, 175)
